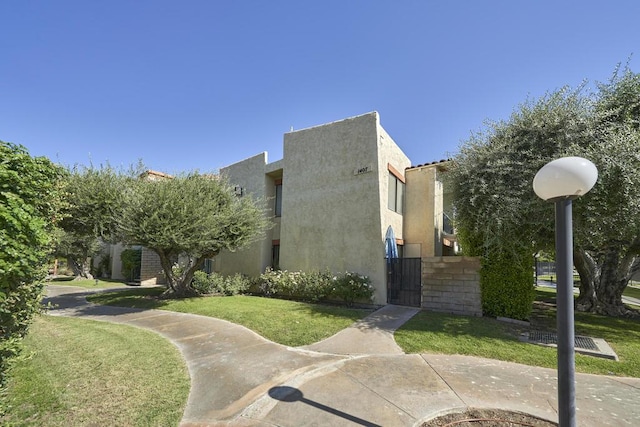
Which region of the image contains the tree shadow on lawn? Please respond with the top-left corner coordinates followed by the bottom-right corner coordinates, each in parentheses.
top-left (531, 290), bottom-right (640, 344)
top-left (398, 310), bottom-right (529, 342)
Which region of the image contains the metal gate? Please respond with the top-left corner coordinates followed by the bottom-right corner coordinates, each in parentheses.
top-left (386, 257), bottom-right (422, 307)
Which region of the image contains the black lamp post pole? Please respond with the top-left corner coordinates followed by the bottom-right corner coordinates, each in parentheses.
top-left (555, 198), bottom-right (576, 427)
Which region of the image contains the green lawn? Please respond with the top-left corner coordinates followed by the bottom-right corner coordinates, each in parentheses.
top-left (624, 284), bottom-right (640, 301)
top-left (46, 277), bottom-right (132, 289)
top-left (396, 287), bottom-right (640, 377)
top-left (1, 315), bottom-right (190, 427)
top-left (87, 287), bottom-right (373, 347)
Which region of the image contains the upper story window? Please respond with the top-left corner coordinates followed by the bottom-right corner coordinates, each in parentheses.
top-left (387, 165), bottom-right (405, 214)
top-left (274, 179), bottom-right (282, 217)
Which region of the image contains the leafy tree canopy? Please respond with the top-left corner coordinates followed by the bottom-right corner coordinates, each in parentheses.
top-left (448, 65), bottom-right (640, 317)
top-left (56, 163), bottom-right (138, 280)
top-left (62, 167), bottom-right (269, 296)
top-left (117, 172), bottom-right (269, 295)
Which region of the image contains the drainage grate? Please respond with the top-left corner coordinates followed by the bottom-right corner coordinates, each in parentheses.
top-left (527, 331), bottom-right (598, 351)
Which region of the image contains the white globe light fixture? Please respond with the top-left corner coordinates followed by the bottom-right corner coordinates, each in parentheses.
top-left (533, 156), bottom-right (597, 427)
top-left (533, 157), bottom-right (598, 201)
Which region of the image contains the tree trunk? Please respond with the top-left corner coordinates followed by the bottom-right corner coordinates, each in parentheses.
top-left (155, 250), bottom-right (210, 298)
top-left (69, 256), bottom-right (94, 280)
top-left (574, 248), bottom-right (597, 312)
top-left (156, 250), bottom-right (179, 294)
top-left (594, 247), bottom-right (638, 317)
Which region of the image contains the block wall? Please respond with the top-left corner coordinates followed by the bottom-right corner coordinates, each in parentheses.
top-left (140, 247), bottom-right (165, 285)
top-left (422, 256), bottom-right (482, 316)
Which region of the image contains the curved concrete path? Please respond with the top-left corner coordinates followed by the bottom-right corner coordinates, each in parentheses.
top-left (45, 285), bottom-right (640, 427)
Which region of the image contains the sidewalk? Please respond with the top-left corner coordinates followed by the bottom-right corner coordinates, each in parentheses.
top-left (45, 285), bottom-right (640, 426)
top-left (536, 280), bottom-right (640, 307)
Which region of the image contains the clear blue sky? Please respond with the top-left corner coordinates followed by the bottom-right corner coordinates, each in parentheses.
top-left (2, 1), bottom-right (638, 174)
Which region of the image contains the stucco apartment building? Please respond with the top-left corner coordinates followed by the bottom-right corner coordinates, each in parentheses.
top-left (212, 112), bottom-right (455, 304)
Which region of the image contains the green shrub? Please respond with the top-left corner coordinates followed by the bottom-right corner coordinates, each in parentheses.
top-left (0, 141), bottom-right (65, 403)
top-left (1, 282), bottom-right (45, 386)
top-left (220, 273), bottom-right (251, 296)
top-left (191, 270), bottom-right (215, 294)
top-left (258, 268), bottom-right (281, 297)
top-left (480, 250), bottom-right (535, 320)
top-left (93, 254), bottom-right (111, 278)
top-left (120, 249), bottom-right (141, 281)
top-left (330, 272), bottom-right (374, 307)
top-left (299, 271), bottom-right (334, 302)
top-left (257, 268), bottom-right (333, 302)
top-left (191, 271), bottom-right (251, 296)
top-left (257, 269), bottom-right (374, 306)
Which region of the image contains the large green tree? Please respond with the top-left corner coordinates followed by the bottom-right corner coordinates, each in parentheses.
top-left (117, 173), bottom-right (269, 296)
top-left (449, 66), bottom-right (640, 317)
top-left (58, 164), bottom-right (134, 279)
top-left (572, 68), bottom-right (640, 314)
top-left (0, 141), bottom-right (65, 390)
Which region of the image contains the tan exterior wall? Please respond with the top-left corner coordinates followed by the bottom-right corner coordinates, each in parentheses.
top-left (109, 243), bottom-right (126, 281)
top-left (278, 112), bottom-right (408, 303)
top-left (215, 152), bottom-right (274, 277)
top-left (377, 122), bottom-right (411, 246)
top-left (210, 112), bottom-right (448, 306)
top-left (422, 256), bottom-right (482, 316)
top-left (404, 164), bottom-right (444, 257)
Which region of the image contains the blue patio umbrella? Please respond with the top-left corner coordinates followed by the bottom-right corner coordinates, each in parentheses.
top-left (385, 226), bottom-right (398, 260)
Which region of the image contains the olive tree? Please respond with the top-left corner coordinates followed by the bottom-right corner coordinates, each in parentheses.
top-left (572, 68), bottom-right (640, 314)
top-left (117, 172), bottom-right (269, 296)
top-left (58, 164), bottom-right (136, 279)
top-left (449, 66), bottom-right (640, 317)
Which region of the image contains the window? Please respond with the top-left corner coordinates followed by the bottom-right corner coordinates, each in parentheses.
top-left (274, 179), bottom-right (282, 217)
top-left (388, 172), bottom-right (405, 214)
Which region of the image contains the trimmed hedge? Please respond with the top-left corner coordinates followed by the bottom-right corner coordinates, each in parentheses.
top-left (1, 141), bottom-right (65, 406)
top-left (480, 250), bottom-right (535, 320)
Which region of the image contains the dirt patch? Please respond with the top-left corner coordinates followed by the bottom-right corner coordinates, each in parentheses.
top-left (422, 408), bottom-right (557, 426)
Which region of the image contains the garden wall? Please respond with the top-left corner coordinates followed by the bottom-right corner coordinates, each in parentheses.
top-left (140, 248), bottom-right (165, 285)
top-left (421, 256), bottom-right (482, 316)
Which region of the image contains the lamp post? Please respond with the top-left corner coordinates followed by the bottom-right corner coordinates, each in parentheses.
top-left (533, 157), bottom-right (598, 427)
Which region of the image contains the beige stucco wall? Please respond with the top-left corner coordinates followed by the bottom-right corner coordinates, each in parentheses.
top-left (404, 164), bottom-right (444, 257)
top-left (210, 111), bottom-right (445, 305)
top-left (109, 243), bottom-right (126, 281)
top-left (215, 152), bottom-right (273, 277)
top-left (377, 122), bottom-right (411, 245)
top-left (278, 112), bottom-right (409, 303)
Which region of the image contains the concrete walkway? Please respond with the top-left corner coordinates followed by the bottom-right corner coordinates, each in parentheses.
top-left (45, 285), bottom-right (640, 426)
